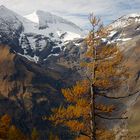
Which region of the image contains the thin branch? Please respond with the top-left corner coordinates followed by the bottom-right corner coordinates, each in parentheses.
top-left (96, 114), bottom-right (128, 120)
top-left (97, 89), bottom-right (140, 99)
top-left (79, 132), bottom-right (90, 138)
top-left (86, 74), bottom-right (92, 83)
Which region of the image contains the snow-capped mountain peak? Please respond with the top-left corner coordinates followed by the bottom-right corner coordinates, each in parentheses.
top-left (24, 10), bottom-right (83, 30)
top-left (24, 10), bottom-right (84, 38)
top-left (109, 13), bottom-right (140, 29)
top-left (124, 13), bottom-right (140, 18)
top-left (0, 5), bottom-right (6, 9)
top-left (0, 5), bottom-right (19, 19)
top-left (23, 10), bottom-right (85, 42)
top-left (0, 6), bottom-right (85, 63)
top-left (0, 5), bottom-right (24, 35)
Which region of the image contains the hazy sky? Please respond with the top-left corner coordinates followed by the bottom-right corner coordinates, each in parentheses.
top-left (0, 0), bottom-right (140, 29)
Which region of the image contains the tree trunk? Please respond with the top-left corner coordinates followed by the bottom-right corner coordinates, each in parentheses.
top-left (90, 24), bottom-right (97, 140)
top-left (90, 84), bottom-right (96, 140)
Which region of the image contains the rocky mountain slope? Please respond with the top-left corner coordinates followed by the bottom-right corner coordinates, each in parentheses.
top-left (0, 44), bottom-right (64, 134)
top-left (0, 6), bottom-right (83, 138)
top-left (105, 13), bottom-right (140, 140)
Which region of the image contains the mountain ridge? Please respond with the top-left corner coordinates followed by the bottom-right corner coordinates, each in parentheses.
top-left (24, 10), bottom-right (83, 31)
top-left (0, 5), bottom-right (85, 63)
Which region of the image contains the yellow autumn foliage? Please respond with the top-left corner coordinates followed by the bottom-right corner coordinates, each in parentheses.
top-left (49, 14), bottom-right (127, 140)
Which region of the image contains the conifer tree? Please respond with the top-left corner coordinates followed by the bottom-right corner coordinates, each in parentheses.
top-left (8, 125), bottom-right (27, 140)
top-left (0, 114), bottom-right (29, 140)
top-left (49, 14), bottom-right (138, 140)
top-left (48, 132), bottom-right (59, 140)
top-left (0, 114), bottom-right (11, 139)
top-left (31, 128), bottom-right (40, 140)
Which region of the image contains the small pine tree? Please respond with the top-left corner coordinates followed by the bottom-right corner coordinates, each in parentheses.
top-left (48, 132), bottom-right (59, 140)
top-left (8, 125), bottom-right (27, 140)
top-left (0, 114), bottom-right (28, 140)
top-left (31, 128), bottom-right (39, 140)
top-left (0, 114), bottom-right (11, 139)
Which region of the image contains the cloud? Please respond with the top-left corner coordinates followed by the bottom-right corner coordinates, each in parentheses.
top-left (0, 0), bottom-right (140, 28)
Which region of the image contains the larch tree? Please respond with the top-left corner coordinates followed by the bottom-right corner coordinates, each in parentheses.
top-left (49, 14), bottom-right (138, 140)
top-left (31, 128), bottom-right (40, 140)
top-left (0, 114), bottom-right (29, 140)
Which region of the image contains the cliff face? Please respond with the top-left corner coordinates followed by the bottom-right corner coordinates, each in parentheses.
top-left (125, 40), bottom-right (140, 139)
top-left (105, 14), bottom-right (140, 139)
top-left (114, 39), bottom-right (140, 140)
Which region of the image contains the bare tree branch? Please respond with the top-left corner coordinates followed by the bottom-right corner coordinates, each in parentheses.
top-left (86, 74), bottom-right (92, 83)
top-left (97, 89), bottom-right (140, 99)
top-left (79, 132), bottom-right (90, 138)
top-left (96, 114), bottom-right (128, 120)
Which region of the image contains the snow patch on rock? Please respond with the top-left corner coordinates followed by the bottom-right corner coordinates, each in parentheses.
top-left (24, 12), bottom-right (39, 24)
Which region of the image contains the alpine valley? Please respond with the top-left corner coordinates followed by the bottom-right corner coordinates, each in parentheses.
top-left (0, 5), bottom-right (140, 140)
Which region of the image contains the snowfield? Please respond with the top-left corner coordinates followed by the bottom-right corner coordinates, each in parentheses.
top-left (24, 10), bottom-right (84, 41)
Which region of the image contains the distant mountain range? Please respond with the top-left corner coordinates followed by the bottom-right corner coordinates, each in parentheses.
top-left (0, 5), bottom-right (85, 63)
